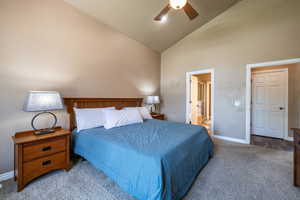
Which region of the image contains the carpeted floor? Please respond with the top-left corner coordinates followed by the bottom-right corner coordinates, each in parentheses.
top-left (1, 139), bottom-right (300, 200)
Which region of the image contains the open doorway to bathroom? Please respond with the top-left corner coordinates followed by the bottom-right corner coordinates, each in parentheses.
top-left (186, 69), bottom-right (214, 135)
top-left (191, 73), bottom-right (212, 130)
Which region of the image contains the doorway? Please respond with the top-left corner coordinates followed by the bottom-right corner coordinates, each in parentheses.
top-left (251, 68), bottom-right (288, 139)
top-left (186, 69), bottom-right (214, 134)
top-left (246, 58), bottom-right (300, 144)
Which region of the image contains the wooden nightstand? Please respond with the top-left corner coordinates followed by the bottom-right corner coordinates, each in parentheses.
top-left (151, 113), bottom-right (165, 120)
top-left (12, 127), bottom-right (71, 192)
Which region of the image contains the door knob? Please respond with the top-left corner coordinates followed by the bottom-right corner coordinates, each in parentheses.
top-left (279, 107), bottom-right (285, 110)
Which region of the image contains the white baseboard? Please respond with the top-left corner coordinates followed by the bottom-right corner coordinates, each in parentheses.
top-left (284, 137), bottom-right (294, 142)
top-left (0, 171), bottom-right (14, 182)
top-left (212, 135), bottom-right (249, 144)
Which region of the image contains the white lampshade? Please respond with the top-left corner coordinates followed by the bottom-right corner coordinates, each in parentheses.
top-left (146, 96), bottom-right (160, 104)
top-left (170, 0), bottom-right (187, 10)
top-left (23, 91), bottom-right (64, 112)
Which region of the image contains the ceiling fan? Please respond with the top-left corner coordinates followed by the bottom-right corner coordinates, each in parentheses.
top-left (154, 0), bottom-right (199, 21)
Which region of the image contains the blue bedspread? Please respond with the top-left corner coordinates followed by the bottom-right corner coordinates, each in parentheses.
top-left (73, 119), bottom-right (213, 200)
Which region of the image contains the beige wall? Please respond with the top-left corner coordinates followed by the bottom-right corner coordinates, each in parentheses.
top-left (0, 0), bottom-right (160, 173)
top-left (161, 0), bottom-right (300, 139)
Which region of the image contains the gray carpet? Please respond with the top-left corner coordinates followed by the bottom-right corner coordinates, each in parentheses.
top-left (1, 139), bottom-right (300, 200)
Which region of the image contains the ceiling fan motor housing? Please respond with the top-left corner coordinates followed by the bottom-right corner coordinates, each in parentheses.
top-left (154, 0), bottom-right (198, 21)
top-left (170, 0), bottom-right (187, 10)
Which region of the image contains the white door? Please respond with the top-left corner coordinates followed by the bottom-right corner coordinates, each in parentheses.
top-left (251, 70), bottom-right (288, 139)
top-left (191, 76), bottom-right (199, 124)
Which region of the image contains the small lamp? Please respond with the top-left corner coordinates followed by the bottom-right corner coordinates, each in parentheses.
top-left (23, 91), bottom-right (64, 135)
top-left (146, 96), bottom-right (160, 114)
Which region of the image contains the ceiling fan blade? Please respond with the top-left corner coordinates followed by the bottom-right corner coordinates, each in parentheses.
top-left (154, 4), bottom-right (171, 21)
top-left (183, 2), bottom-right (199, 20)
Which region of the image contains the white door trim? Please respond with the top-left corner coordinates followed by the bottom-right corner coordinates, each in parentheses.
top-left (186, 69), bottom-right (215, 135)
top-left (246, 58), bottom-right (300, 144)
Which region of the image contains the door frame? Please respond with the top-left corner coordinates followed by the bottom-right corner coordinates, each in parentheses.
top-left (251, 68), bottom-right (288, 140)
top-left (246, 58), bottom-right (300, 144)
top-left (186, 68), bottom-right (215, 135)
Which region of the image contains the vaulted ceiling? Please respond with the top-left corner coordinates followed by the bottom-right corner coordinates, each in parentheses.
top-left (64, 0), bottom-right (240, 52)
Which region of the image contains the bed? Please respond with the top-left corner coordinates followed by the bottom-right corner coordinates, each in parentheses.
top-left (64, 98), bottom-right (214, 200)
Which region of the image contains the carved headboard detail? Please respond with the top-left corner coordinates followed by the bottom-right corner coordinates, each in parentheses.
top-left (64, 98), bottom-right (143, 131)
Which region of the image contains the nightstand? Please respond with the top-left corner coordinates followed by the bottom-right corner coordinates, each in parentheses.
top-left (151, 113), bottom-right (165, 120)
top-left (12, 127), bottom-right (71, 192)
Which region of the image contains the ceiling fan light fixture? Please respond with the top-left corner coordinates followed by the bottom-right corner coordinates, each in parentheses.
top-left (160, 15), bottom-right (168, 23)
top-left (170, 0), bottom-right (187, 10)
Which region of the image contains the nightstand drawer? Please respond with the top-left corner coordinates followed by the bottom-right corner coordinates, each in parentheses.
top-left (23, 151), bottom-right (66, 184)
top-left (23, 137), bottom-right (66, 162)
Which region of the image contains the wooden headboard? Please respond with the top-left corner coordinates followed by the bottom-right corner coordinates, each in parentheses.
top-left (64, 98), bottom-right (143, 131)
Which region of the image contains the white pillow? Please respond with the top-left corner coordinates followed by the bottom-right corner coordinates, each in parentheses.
top-left (103, 109), bottom-right (143, 129)
top-left (124, 107), bottom-right (152, 120)
top-left (74, 107), bottom-right (115, 132)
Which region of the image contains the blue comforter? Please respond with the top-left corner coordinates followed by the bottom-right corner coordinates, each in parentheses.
top-left (73, 119), bottom-right (213, 200)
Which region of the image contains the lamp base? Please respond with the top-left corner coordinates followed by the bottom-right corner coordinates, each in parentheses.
top-left (31, 112), bottom-right (58, 135)
top-left (34, 129), bottom-right (55, 135)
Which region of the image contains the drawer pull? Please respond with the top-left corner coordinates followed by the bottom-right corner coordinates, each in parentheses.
top-left (42, 146), bottom-right (52, 151)
top-left (42, 160), bottom-right (51, 166)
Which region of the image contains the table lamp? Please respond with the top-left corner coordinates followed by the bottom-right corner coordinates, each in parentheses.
top-left (146, 96), bottom-right (160, 113)
top-left (23, 91), bottom-right (64, 135)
